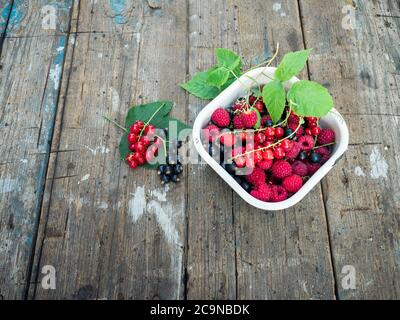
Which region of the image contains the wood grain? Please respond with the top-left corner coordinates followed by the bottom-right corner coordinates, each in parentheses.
top-left (299, 0), bottom-right (400, 299)
top-left (32, 0), bottom-right (188, 299)
top-left (0, 0), bottom-right (73, 300)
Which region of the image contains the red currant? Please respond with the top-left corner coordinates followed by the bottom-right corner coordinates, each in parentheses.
top-left (305, 128), bottom-right (312, 135)
top-left (238, 132), bottom-right (247, 142)
top-left (308, 121), bottom-right (317, 128)
top-left (275, 127), bottom-right (284, 139)
top-left (133, 152), bottom-right (146, 165)
top-left (254, 101), bottom-right (264, 114)
top-left (245, 155), bottom-right (255, 169)
top-left (130, 124), bottom-right (141, 134)
top-left (145, 149), bottom-right (155, 162)
top-left (128, 159), bottom-right (138, 169)
top-left (254, 132), bottom-right (266, 144)
top-left (273, 147), bottom-right (285, 159)
top-left (139, 136), bottom-right (151, 147)
top-left (234, 156), bottom-right (246, 168)
top-left (254, 150), bottom-right (263, 163)
top-left (144, 124), bottom-right (156, 136)
top-left (311, 127), bottom-right (321, 135)
top-left (127, 133), bottom-right (138, 144)
top-left (129, 144), bottom-right (136, 152)
top-left (306, 117), bottom-right (317, 122)
top-left (133, 141), bottom-right (146, 154)
top-left (262, 149), bottom-right (274, 160)
top-left (136, 120), bottom-right (145, 129)
top-left (281, 139), bottom-right (293, 151)
top-left (264, 127), bottom-right (275, 137)
top-left (125, 153), bottom-right (135, 162)
top-left (249, 95), bottom-right (257, 105)
top-left (220, 133), bottom-right (236, 147)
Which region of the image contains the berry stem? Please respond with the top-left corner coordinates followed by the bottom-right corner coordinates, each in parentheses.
top-left (138, 102), bottom-right (166, 140)
top-left (103, 115), bottom-right (128, 133)
top-left (229, 120), bottom-right (303, 161)
top-left (154, 134), bottom-right (168, 157)
top-left (313, 142), bottom-right (336, 150)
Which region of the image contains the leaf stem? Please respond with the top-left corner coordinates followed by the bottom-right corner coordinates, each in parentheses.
top-left (103, 115), bottom-right (128, 133)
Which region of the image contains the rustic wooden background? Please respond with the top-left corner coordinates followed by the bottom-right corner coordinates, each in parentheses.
top-left (0, 0), bottom-right (399, 300)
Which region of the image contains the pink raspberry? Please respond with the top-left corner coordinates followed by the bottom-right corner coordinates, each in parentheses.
top-left (285, 141), bottom-right (301, 160)
top-left (291, 161), bottom-right (308, 177)
top-left (271, 160), bottom-right (292, 179)
top-left (270, 185), bottom-right (288, 202)
top-left (315, 147), bottom-right (331, 164)
top-left (257, 159), bottom-right (273, 170)
top-left (250, 184), bottom-right (272, 202)
top-left (202, 124), bottom-right (220, 142)
top-left (282, 174), bottom-right (303, 193)
top-left (298, 135), bottom-right (314, 151)
top-left (211, 107), bottom-right (231, 127)
top-left (317, 129), bottom-right (335, 145)
top-left (245, 167), bottom-right (266, 186)
top-left (233, 115), bottom-right (245, 129)
top-left (306, 161), bottom-right (321, 175)
top-left (241, 110), bottom-right (258, 128)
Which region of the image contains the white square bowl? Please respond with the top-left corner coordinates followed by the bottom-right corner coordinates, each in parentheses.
top-left (192, 67), bottom-right (349, 211)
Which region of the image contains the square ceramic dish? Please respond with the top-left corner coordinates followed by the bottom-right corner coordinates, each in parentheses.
top-left (192, 67), bottom-right (349, 211)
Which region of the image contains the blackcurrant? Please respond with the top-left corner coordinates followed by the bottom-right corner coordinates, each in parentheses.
top-left (171, 174), bottom-right (180, 183)
top-left (158, 165), bottom-right (167, 175)
top-left (174, 163), bottom-right (183, 174)
top-left (241, 181), bottom-right (251, 192)
top-left (160, 174), bottom-right (170, 184)
top-left (164, 165), bottom-right (173, 175)
top-left (284, 128), bottom-right (294, 140)
top-left (310, 152), bottom-right (322, 163)
top-left (298, 151), bottom-right (307, 161)
top-left (224, 163), bottom-right (236, 175)
top-left (234, 176), bottom-right (242, 184)
top-left (266, 120), bottom-right (273, 127)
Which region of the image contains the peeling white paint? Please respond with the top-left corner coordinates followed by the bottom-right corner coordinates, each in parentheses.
top-left (369, 146), bottom-right (388, 179)
top-left (82, 145), bottom-right (110, 155)
top-left (354, 166), bottom-right (365, 177)
top-left (272, 3), bottom-right (282, 12)
top-left (128, 186), bottom-right (146, 223)
top-left (20, 159), bottom-right (28, 164)
top-left (0, 178), bottom-right (19, 193)
top-left (280, 12), bottom-right (286, 17)
top-left (56, 46), bottom-right (65, 52)
top-left (98, 53), bottom-right (103, 58)
top-left (49, 64), bottom-right (62, 90)
top-left (98, 201), bottom-right (108, 210)
top-left (78, 174), bottom-right (90, 184)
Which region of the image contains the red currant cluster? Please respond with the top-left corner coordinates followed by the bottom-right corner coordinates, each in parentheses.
top-left (304, 117), bottom-right (322, 136)
top-left (125, 120), bottom-right (162, 169)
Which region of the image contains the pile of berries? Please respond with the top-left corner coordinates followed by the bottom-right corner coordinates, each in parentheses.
top-left (125, 121), bottom-right (183, 185)
top-left (202, 94), bottom-right (336, 203)
top-left (125, 120), bottom-right (161, 169)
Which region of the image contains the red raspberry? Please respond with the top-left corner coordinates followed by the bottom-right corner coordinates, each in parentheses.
top-left (245, 167), bottom-right (266, 186)
top-left (233, 100), bottom-right (246, 111)
top-left (306, 161), bottom-right (321, 175)
top-left (270, 185), bottom-right (288, 202)
top-left (241, 110), bottom-right (258, 128)
top-left (285, 141), bottom-right (301, 160)
top-left (211, 107), bottom-right (231, 127)
top-left (282, 174), bottom-right (303, 193)
top-left (271, 160), bottom-right (292, 179)
top-left (202, 125), bottom-right (220, 142)
top-left (317, 129), bottom-right (335, 145)
top-left (291, 161), bottom-right (308, 177)
top-left (254, 101), bottom-right (264, 114)
top-left (251, 183), bottom-right (272, 202)
top-left (288, 113), bottom-right (300, 125)
top-left (315, 147), bottom-right (331, 164)
top-left (233, 115), bottom-right (245, 129)
top-left (257, 159), bottom-right (273, 170)
top-left (298, 135), bottom-right (315, 151)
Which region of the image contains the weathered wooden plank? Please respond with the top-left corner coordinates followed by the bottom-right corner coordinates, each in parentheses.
top-left (33, 0), bottom-right (188, 299)
top-left (0, 1), bottom-right (73, 300)
top-left (185, 0), bottom-right (239, 299)
top-left (299, 0), bottom-right (400, 299)
top-left (231, 0), bottom-right (336, 299)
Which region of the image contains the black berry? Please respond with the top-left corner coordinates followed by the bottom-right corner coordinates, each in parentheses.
top-left (160, 174), bottom-right (170, 184)
top-left (310, 152), bottom-right (322, 163)
top-left (241, 181), bottom-right (251, 192)
top-left (298, 151), bottom-right (307, 161)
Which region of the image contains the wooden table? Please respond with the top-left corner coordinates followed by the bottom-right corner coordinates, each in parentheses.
top-left (0, 0), bottom-right (399, 300)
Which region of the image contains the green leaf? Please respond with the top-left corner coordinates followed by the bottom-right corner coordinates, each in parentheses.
top-left (275, 49), bottom-right (313, 82)
top-left (125, 101), bottom-right (173, 128)
top-left (207, 67), bottom-right (230, 88)
top-left (119, 133), bottom-right (130, 160)
top-left (180, 70), bottom-right (220, 100)
top-left (287, 80), bottom-right (334, 117)
top-left (254, 109), bottom-right (261, 129)
top-left (215, 48), bottom-right (242, 71)
top-left (262, 80), bottom-right (286, 123)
